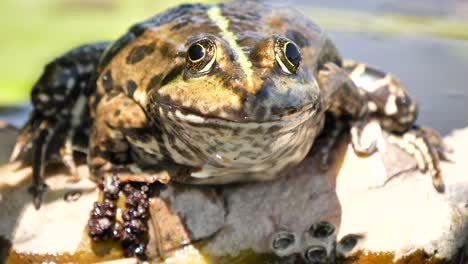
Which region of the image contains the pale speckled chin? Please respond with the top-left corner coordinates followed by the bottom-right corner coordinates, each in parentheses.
top-left (151, 104), bottom-right (323, 183)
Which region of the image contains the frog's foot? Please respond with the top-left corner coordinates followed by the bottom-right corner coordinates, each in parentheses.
top-left (270, 221), bottom-right (337, 263)
top-left (60, 137), bottom-right (79, 178)
top-left (387, 127), bottom-right (445, 192)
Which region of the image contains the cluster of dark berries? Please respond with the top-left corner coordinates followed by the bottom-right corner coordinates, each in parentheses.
top-left (88, 175), bottom-right (151, 259)
top-left (121, 184), bottom-right (150, 258)
top-left (88, 200), bottom-right (117, 241)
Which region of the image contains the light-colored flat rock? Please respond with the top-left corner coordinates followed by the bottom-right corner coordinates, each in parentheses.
top-left (0, 126), bottom-right (467, 263)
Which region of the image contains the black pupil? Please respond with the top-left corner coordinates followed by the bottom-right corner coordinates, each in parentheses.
top-left (188, 44), bottom-right (205, 61)
top-left (285, 43), bottom-right (300, 67)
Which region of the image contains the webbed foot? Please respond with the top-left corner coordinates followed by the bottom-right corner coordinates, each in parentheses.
top-left (387, 127), bottom-right (445, 192)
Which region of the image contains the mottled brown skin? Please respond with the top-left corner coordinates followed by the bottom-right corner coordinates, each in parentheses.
top-left (12, 0), bottom-right (446, 258)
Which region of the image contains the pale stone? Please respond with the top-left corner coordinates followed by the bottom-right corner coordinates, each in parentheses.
top-left (0, 126), bottom-right (467, 263)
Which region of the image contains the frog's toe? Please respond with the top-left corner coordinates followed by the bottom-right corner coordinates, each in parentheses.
top-left (28, 182), bottom-right (48, 209)
top-left (418, 126), bottom-right (453, 161)
top-left (10, 122), bottom-right (34, 162)
top-left (350, 121), bottom-right (378, 156)
top-left (60, 137), bottom-right (78, 176)
top-left (387, 127), bottom-right (445, 193)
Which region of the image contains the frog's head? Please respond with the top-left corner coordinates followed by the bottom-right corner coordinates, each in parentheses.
top-left (149, 34), bottom-right (320, 124)
top-left (146, 32), bottom-right (324, 178)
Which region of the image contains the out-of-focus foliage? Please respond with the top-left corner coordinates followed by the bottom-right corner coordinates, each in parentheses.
top-left (1, 0), bottom-right (468, 106)
top-left (0, 0), bottom-right (219, 105)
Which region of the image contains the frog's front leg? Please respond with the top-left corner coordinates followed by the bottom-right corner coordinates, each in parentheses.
top-left (88, 92), bottom-right (172, 185)
top-left (88, 92), bottom-right (187, 257)
top-left (344, 61), bottom-right (445, 191)
top-left (316, 62), bottom-right (373, 167)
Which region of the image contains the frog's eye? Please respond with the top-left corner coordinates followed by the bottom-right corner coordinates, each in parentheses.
top-left (186, 38), bottom-right (217, 75)
top-left (275, 37), bottom-right (301, 74)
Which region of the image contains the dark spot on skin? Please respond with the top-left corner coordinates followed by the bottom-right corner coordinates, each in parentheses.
top-left (100, 32), bottom-right (136, 69)
top-left (127, 80), bottom-right (137, 97)
top-left (146, 74), bottom-right (163, 91)
top-left (123, 101), bottom-right (130, 107)
top-left (160, 42), bottom-right (176, 57)
top-left (102, 70), bottom-right (113, 92)
top-left (114, 110), bottom-right (121, 117)
top-left (286, 30), bottom-right (310, 47)
top-left (161, 65), bottom-right (185, 86)
top-left (126, 43), bottom-right (155, 64)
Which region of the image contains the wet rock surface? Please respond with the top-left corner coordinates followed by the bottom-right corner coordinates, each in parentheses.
top-left (0, 125), bottom-right (467, 263)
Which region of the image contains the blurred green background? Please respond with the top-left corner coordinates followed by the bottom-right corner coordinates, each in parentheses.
top-left (1, 0), bottom-right (468, 134)
top-left (0, 0), bottom-right (220, 105)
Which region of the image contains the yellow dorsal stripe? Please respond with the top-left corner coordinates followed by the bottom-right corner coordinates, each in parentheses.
top-left (207, 6), bottom-right (254, 87)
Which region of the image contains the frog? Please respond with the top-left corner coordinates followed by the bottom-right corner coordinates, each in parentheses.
top-left (10, 0), bottom-right (446, 259)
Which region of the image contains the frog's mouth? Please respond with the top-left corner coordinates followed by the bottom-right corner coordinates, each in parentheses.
top-left (158, 103), bottom-right (318, 129)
